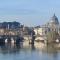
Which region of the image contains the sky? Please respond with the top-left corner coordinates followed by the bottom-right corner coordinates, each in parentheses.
top-left (0, 0), bottom-right (60, 26)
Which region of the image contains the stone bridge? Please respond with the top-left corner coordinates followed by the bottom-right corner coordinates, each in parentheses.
top-left (0, 29), bottom-right (24, 44)
top-left (0, 29), bottom-right (35, 45)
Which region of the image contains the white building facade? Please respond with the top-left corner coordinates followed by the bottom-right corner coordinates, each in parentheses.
top-left (34, 14), bottom-right (60, 41)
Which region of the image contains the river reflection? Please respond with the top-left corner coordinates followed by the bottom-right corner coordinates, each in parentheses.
top-left (0, 43), bottom-right (60, 60)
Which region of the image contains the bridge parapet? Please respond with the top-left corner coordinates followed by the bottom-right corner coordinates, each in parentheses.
top-left (0, 29), bottom-right (21, 36)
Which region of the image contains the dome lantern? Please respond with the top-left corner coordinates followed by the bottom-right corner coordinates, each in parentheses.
top-left (49, 14), bottom-right (59, 25)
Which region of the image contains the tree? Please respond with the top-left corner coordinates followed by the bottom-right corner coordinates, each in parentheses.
top-left (47, 31), bottom-right (59, 43)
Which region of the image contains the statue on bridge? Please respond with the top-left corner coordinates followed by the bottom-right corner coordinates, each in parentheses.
top-left (29, 30), bottom-right (35, 45)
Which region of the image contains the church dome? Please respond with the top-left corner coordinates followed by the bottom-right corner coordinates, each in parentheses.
top-left (49, 14), bottom-right (59, 25)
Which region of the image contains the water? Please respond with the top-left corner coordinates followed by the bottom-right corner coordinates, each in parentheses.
top-left (0, 43), bottom-right (60, 60)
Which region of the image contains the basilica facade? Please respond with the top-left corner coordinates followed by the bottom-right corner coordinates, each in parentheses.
top-left (34, 14), bottom-right (60, 41)
top-left (46, 14), bottom-right (60, 34)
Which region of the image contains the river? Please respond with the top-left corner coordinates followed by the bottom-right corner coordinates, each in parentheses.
top-left (0, 43), bottom-right (60, 60)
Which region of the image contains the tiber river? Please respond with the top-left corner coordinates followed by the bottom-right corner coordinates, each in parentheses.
top-left (0, 43), bottom-right (60, 60)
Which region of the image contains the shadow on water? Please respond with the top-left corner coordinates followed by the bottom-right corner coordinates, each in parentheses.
top-left (0, 42), bottom-right (60, 60)
top-left (0, 43), bottom-right (21, 54)
top-left (0, 42), bottom-right (59, 55)
top-left (0, 43), bottom-right (36, 54)
top-left (31, 44), bottom-right (35, 50)
top-left (43, 45), bottom-right (59, 60)
top-left (42, 45), bottom-right (57, 53)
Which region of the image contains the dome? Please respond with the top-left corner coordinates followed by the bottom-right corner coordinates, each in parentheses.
top-left (49, 14), bottom-right (59, 25)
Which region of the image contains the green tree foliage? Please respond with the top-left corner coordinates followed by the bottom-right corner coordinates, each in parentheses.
top-left (47, 31), bottom-right (59, 43)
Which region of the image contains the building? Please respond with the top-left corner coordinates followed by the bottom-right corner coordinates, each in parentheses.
top-left (34, 14), bottom-right (60, 41)
top-left (46, 14), bottom-right (60, 33)
top-left (34, 26), bottom-right (47, 41)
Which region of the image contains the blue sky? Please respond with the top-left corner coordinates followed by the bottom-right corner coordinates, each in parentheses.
top-left (0, 0), bottom-right (60, 26)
